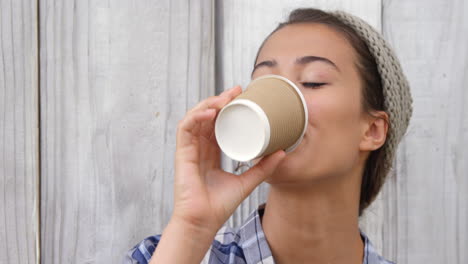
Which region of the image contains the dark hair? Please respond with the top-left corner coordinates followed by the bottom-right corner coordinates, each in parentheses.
top-left (254, 8), bottom-right (389, 217)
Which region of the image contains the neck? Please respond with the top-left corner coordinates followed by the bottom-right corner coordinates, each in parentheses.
top-left (262, 170), bottom-right (364, 264)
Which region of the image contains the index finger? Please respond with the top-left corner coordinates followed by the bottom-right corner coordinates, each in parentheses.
top-left (189, 85), bottom-right (243, 114)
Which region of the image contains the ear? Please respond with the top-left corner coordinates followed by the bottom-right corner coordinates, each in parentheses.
top-left (359, 111), bottom-right (389, 151)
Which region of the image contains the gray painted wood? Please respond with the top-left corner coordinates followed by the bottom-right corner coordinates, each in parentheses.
top-left (0, 0), bottom-right (466, 263)
top-left (39, 0), bottom-right (214, 262)
top-left (380, 0), bottom-right (468, 263)
top-left (0, 0), bottom-right (39, 263)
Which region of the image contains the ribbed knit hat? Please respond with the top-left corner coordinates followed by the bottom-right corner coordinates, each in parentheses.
top-left (332, 10), bottom-right (413, 176)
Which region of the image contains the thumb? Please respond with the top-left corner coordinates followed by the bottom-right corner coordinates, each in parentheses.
top-left (238, 150), bottom-right (286, 197)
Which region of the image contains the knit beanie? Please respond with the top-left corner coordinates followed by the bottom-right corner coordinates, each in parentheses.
top-left (332, 10), bottom-right (413, 177)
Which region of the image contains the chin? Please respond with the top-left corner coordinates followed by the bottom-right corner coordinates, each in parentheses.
top-left (266, 155), bottom-right (308, 182)
top-left (266, 151), bottom-right (331, 186)
top-left (281, 145), bottom-right (311, 169)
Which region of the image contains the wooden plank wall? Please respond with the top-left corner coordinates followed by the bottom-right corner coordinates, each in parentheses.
top-left (382, 0), bottom-right (468, 262)
top-left (0, 0), bottom-right (39, 264)
top-left (1, 0), bottom-right (467, 263)
top-left (38, 0), bottom-right (214, 263)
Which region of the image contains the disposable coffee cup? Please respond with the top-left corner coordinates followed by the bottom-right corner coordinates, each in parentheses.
top-left (214, 74), bottom-right (308, 162)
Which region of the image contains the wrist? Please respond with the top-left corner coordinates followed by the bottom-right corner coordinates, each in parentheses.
top-left (168, 214), bottom-right (218, 240)
top-left (170, 211), bottom-right (221, 235)
top-left (149, 216), bottom-right (218, 264)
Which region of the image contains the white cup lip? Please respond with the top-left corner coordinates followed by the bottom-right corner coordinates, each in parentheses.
top-left (250, 74), bottom-right (309, 153)
top-left (215, 99), bottom-right (271, 162)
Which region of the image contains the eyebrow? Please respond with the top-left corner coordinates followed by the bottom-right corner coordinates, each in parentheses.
top-left (251, 55), bottom-right (340, 77)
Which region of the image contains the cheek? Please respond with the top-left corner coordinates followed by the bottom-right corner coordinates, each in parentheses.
top-left (267, 92), bottom-right (363, 182)
top-left (304, 89), bottom-right (363, 144)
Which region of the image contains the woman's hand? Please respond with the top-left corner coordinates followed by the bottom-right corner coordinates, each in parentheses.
top-left (172, 85), bottom-right (286, 232)
top-left (150, 86), bottom-right (285, 264)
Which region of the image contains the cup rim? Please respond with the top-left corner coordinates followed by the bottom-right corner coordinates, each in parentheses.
top-left (215, 99), bottom-right (271, 162)
top-left (250, 74), bottom-right (309, 153)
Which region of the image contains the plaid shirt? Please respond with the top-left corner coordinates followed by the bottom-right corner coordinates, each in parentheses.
top-left (123, 204), bottom-right (395, 264)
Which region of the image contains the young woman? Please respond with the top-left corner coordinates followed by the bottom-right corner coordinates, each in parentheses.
top-left (124, 7), bottom-right (412, 264)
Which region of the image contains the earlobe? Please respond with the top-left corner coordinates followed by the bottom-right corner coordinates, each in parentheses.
top-left (359, 112), bottom-right (389, 151)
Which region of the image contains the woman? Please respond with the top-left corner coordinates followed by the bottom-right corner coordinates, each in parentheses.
top-left (124, 7), bottom-right (412, 264)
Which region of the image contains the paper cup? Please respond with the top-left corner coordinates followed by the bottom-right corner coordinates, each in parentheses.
top-left (215, 75), bottom-right (308, 162)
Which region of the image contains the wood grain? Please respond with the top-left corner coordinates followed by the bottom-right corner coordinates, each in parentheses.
top-left (39, 0), bottom-right (214, 262)
top-left (1, 0), bottom-right (465, 263)
top-left (0, 0), bottom-right (39, 263)
top-left (381, 0), bottom-right (468, 262)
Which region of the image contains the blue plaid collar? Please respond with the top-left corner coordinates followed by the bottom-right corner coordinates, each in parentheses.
top-left (234, 203), bottom-right (395, 264)
top-left (124, 203), bottom-right (395, 264)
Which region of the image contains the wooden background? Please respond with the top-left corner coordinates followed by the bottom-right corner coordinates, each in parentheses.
top-left (1, 0), bottom-right (467, 263)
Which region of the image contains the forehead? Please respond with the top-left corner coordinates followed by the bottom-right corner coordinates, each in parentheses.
top-left (257, 23), bottom-right (357, 67)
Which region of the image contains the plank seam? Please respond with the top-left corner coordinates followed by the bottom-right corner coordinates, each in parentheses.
top-left (35, 0), bottom-right (41, 263)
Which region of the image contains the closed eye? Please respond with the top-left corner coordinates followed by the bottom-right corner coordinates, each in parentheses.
top-left (302, 82), bottom-right (327, 88)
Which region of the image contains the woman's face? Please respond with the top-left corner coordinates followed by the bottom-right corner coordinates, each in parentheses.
top-left (252, 23), bottom-right (370, 185)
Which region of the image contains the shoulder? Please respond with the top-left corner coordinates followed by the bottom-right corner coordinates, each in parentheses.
top-left (208, 225), bottom-right (247, 263)
top-left (122, 235), bottom-right (161, 264)
top-left (122, 226), bottom-right (246, 264)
